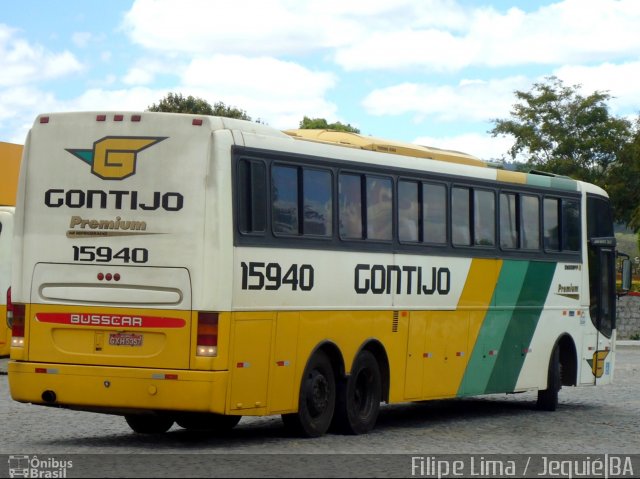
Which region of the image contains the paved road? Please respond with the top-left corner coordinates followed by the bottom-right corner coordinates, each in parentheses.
top-left (1, 345), bottom-right (638, 477)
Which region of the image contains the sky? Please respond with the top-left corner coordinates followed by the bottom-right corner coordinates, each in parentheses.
top-left (1, 0), bottom-right (640, 161)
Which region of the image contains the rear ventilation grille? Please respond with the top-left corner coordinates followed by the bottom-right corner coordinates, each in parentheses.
top-left (392, 311), bottom-right (399, 333)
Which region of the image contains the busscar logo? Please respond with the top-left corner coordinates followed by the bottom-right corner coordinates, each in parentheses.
top-left (66, 136), bottom-right (166, 180)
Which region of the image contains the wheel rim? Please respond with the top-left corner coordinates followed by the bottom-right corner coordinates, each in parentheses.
top-left (307, 369), bottom-right (330, 418)
top-left (353, 369), bottom-right (374, 418)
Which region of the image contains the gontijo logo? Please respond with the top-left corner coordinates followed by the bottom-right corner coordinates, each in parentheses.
top-left (66, 136), bottom-right (166, 180)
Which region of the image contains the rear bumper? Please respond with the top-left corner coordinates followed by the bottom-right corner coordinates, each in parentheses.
top-left (8, 361), bottom-right (229, 414)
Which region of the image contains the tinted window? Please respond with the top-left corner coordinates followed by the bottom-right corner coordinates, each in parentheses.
top-left (474, 189), bottom-right (495, 246)
top-left (587, 196), bottom-right (613, 239)
top-left (423, 183), bottom-right (447, 244)
top-left (562, 199), bottom-right (580, 251)
top-left (238, 159), bottom-right (266, 234)
top-left (339, 174), bottom-right (362, 239)
top-left (303, 169), bottom-right (332, 236)
top-left (452, 187), bottom-right (471, 246)
top-left (500, 193), bottom-right (518, 249)
top-left (272, 165), bottom-right (299, 234)
top-left (366, 177), bottom-right (392, 241)
top-left (543, 198), bottom-right (560, 251)
top-left (398, 180), bottom-right (419, 242)
top-left (522, 195), bottom-right (540, 250)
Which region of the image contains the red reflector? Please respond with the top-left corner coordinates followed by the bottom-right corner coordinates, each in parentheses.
top-left (35, 368), bottom-right (47, 374)
top-left (96, 115), bottom-right (106, 121)
top-left (192, 119), bottom-right (203, 126)
top-left (165, 374), bottom-right (178, 380)
top-left (114, 114), bottom-right (124, 121)
top-left (131, 115), bottom-right (141, 122)
top-left (39, 116), bottom-right (49, 124)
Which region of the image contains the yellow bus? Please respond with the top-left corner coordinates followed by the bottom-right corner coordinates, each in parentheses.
top-left (1, 207), bottom-right (15, 356)
top-left (1, 140), bottom-right (22, 356)
top-left (7, 112), bottom-right (630, 436)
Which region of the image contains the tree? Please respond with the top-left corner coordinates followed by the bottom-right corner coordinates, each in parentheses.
top-left (490, 76), bottom-right (632, 185)
top-left (299, 116), bottom-right (360, 133)
top-left (605, 119), bottom-right (640, 230)
top-left (147, 92), bottom-right (252, 120)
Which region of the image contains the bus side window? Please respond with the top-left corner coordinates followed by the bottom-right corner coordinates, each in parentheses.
top-left (543, 197), bottom-right (560, 251)
top-left (474, 189), bottom-right (495, 246)
top-left (272, 165), bottom-right (299, 235)
top-left (500, 192), bottom-right (518, 249)
top-left (452, 187), bottom-right (471, 246)
top-left (238, 159), bottom-right (266, 234)
top-left (398, 180), bottom-right (419, 242)
top-left (423, 182), bottom-right (447, 244)
top-left (339, 174), bottom-right (363, 239)
top-left (562, 199), bottom-right (580, 251)
top-left (366, 176), bottom-right (392, 241)
top-left (303, 168), bottom-right (332, 237)
top-left (521, 195), bottom-right (540, 250)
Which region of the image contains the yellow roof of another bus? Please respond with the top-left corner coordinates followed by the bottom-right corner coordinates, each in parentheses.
top-left (283, 129), bottom-right (486, 168)
top-left (0, 141), bottom-right (23, 206)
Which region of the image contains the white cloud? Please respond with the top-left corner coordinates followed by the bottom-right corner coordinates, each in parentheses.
top-left (123, 0), bottom-right (640, 73)
top-left (63, 87), bottom-right (164, 112)
top-left (414, 131), bottom-right (515, 162)
top-left (335, 0), bottom-right (640, 71)
top-left (554, 61), bottom-right (640, 116)
top-left (0, 24), bottom-right (83, 87)
top-left (180, 54), bottom-right (338, 128)
top-left (122, 0), bottom-right (359, 55)
top-left (362, 76), bottom-right (530, 123)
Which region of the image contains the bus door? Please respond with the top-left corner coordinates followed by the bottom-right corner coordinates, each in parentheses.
top-left (587, 237), bottom-right (616, 385)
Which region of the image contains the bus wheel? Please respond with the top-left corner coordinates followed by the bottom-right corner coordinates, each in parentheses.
top-left (333, 350), bottom-right (381, 434)
top-left (537, 345), bottom-right (561, 411)
top-left (282, 350), bottom-right (336, 438)
top-left (176, 413), bottom-right (241, 432)
top-left (125, 414), bottom-right (174, 434)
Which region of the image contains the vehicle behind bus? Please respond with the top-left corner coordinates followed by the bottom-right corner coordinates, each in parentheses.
top-left (1, 206), bottom-right (15, 356)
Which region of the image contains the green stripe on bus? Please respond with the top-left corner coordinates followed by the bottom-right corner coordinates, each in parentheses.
top-left (526, 173), bottom-right (578, 191)
top-left (459, 260), bottom-right (529, 396)
top-left (484, 261), bottom-right (557, 393)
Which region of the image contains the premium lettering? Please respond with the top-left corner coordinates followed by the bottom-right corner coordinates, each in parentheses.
top-left (69, 215), bottom-right (147, 231)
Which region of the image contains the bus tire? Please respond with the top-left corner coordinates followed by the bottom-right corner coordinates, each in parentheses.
top-left (282, 350), bottom-right (336, 438)
top-left (176, 413), bottom-right (241, 432)
top-left (125, 414), bottom-right (174, 434)
top-left (537, 345), bottom-right (561, 411)
top-left (333, 350), bottom-right (382, 435)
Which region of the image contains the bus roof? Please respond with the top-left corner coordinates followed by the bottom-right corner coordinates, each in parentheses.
top-left (283, 129), bottom-right (486, 168)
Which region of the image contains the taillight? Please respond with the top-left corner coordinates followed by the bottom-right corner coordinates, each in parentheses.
top-left (6, 287), bottom-right (12, 328)
top-left (7, 287), bottom-right (25, 348)
top-left (196, 312), bottom-right (218, 357)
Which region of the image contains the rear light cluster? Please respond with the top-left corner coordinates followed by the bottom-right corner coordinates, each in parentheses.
top-left (196, 312), bottom-right (218, 357)
top-left (6, 287), bottom-right (25, 347)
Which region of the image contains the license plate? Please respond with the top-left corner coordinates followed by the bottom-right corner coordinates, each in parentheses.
top-left (109, 333), bottom-right (143, 347)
